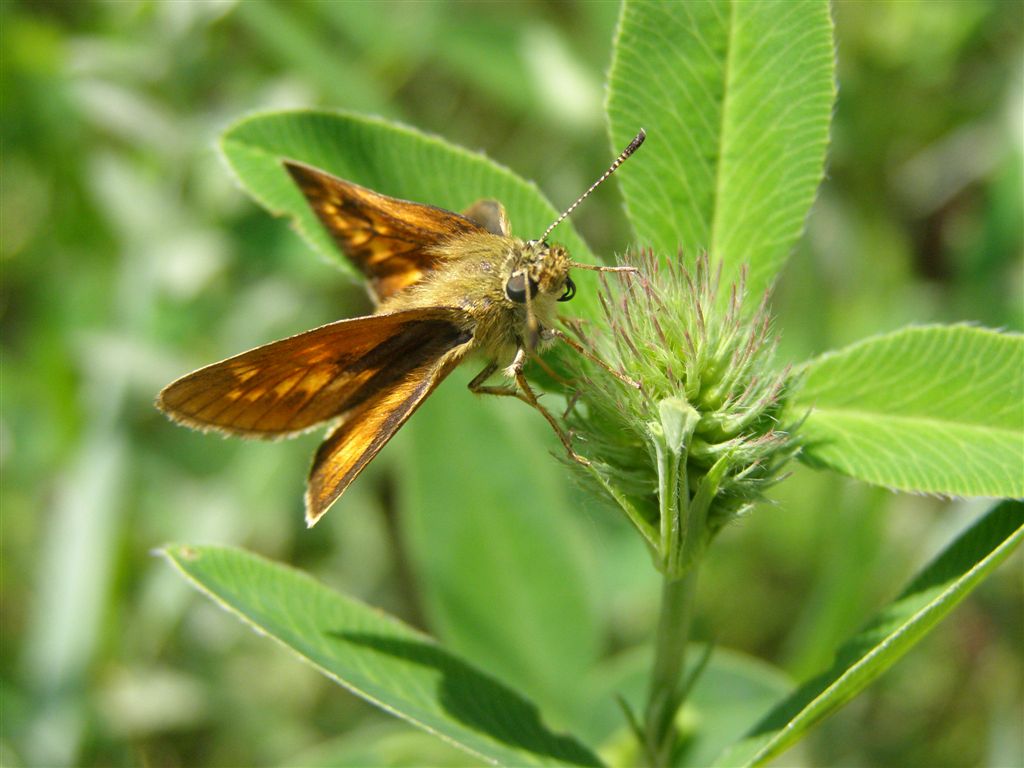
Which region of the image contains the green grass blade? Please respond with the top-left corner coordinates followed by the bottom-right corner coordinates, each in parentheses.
top-left (162, 545), bottom-right (602, 767)
top-left (713, 500), bottom-right (1024, 766)
top-left (606, 0), bottom-right (835, 299)
top-left (791, 324), bottom-right (1024, 497)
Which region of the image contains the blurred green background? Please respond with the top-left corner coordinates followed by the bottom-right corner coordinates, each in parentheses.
top-left (3, 1), bottom-right (1021, 766)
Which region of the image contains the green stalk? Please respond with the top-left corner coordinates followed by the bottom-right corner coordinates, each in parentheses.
top-left (643, 570), bottom-right (698, 767)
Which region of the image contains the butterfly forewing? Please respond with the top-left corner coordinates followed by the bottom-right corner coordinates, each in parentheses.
top-left (157, 308), bottom-right (474, 437)
top-left (284, 161), bottom-right (485, 301)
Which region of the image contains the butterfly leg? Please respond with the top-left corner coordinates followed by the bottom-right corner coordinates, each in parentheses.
top-left (512, 363), bottom-right (592, 467)
top-left (525, 348), bottom-right (574, 387)
top-left (547, 328), bottom-right (641, 390)
top-left (467, 351), bottom-right (591, 466)
top-left (467, 361), bottom-right (529, 402)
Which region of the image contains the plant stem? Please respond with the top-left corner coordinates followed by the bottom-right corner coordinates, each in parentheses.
top-left (643, 569), bottom-right (698, 767)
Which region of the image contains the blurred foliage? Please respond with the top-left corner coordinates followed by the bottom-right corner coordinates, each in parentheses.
top-left (2, 1), bottom-right (1021, 767)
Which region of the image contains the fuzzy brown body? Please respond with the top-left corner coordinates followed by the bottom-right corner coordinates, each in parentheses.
top-left (382, 231), bottom-right (569, 368)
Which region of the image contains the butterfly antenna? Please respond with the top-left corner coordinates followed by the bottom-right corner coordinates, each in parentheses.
top-left (537, 129), bottom-right (646, 245)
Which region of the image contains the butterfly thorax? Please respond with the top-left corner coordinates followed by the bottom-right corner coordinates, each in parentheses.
top-left (379, 231), bottom-right (571, 367)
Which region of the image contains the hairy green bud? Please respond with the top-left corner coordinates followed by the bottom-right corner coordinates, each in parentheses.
top-left (562, 252), bottom-right (798, 577)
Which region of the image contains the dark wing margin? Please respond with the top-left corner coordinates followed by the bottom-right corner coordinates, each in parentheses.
top-left (284, 161), bottom-right (485, 301)
top-left (156, 308), bottom-right (474, 438)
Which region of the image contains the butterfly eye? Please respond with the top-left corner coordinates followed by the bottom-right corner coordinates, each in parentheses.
top-left (505, 272), bottom-right (539, 304)
top-left (557, 276), bottom-right (576, 302)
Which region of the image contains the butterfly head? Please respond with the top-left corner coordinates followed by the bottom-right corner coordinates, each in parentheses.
top-left (502, 129), bottom-right (646, 311)
top-left (503, 240), bottom-right (575, 306)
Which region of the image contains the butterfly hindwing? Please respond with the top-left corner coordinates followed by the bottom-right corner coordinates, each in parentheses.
top-left (304, 346), bottom-right (465, 525)
top-left (284, 161), bottom-right (486, 301)
top-left (157, 307), bottom-right (474, 438)
top-left (461, 199), bottom-right (511, 236)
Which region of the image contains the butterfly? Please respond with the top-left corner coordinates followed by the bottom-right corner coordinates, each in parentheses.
top-left (157, 130), bottom-right (645, 525)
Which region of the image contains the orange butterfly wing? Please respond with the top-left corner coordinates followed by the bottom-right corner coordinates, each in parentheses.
top-left (284, 161), bottom-right (485, 301)
top-left (305, 346), bottom-right (464, 525)
top-left (156, 308), bottom-right (473, 438)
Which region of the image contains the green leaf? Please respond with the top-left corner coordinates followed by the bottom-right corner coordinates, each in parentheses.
top-left (162, 545), bottom-right (602, 768)
top-left (606, 0), bottom-right (835, 299)
top-left (790, 325), bottom-right (1024, 498)
top-left (401, 374), bottom-right (600, 730)
top-left (713, 499), bottom-right (1024, 766)
top-left (287, 721), bottom-right (480, 768)
top-left (218, 108), bottom-right (594, 273)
